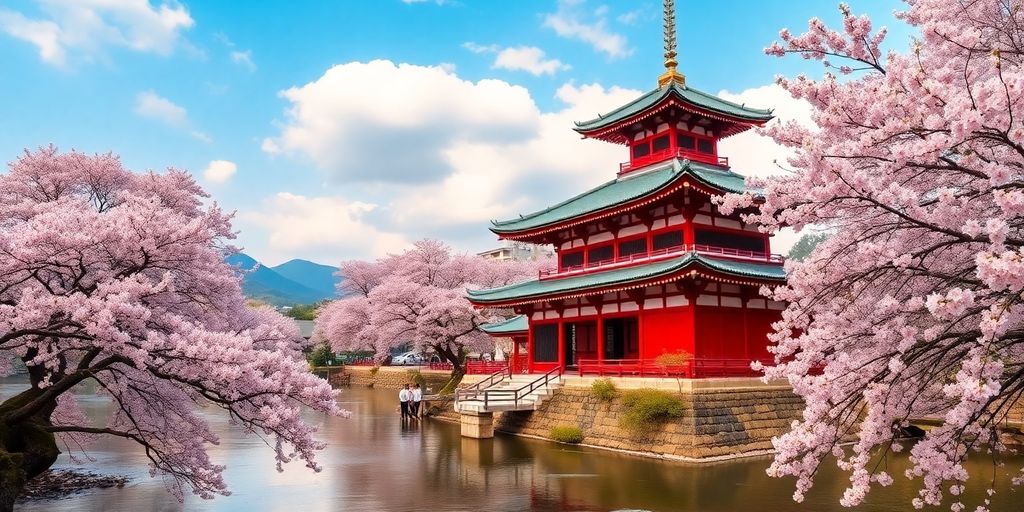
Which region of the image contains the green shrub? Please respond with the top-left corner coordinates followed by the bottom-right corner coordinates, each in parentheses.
top-left (619, 388), bottom-right (685, 437)
top-left (591, 378), bottom-right (617, 401)
top-left (549, 425), bottom-right (584, 444)
top-left (407, 369), bottom-right (427, 390)
top-left (305, 343), bottom-right (332, 367)
top-left (653, 350), bottom-right (692, 367)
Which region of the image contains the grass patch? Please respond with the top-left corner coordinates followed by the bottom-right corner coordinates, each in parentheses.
top-left (549, 425), bottom-right (584, 444)
top-left (591, 378), bottom-right (617, 401)
top-left (619, 388), bottom-right (685, 437)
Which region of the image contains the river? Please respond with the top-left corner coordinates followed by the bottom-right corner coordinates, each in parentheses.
top-left (5, 377), bottom-right (1022, 511)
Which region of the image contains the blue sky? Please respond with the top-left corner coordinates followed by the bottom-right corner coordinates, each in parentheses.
top-left (0, 0), bottom-right (913, 265)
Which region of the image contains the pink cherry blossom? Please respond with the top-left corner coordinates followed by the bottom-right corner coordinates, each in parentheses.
top-left (316, 239), bottom-right (547, 390)
top-left (723, 2), bottom-right (1024, 510)
top-left (0, 146), bottom-right (342, 507)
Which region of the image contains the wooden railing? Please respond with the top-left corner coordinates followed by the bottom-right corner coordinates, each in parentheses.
top-left (542, 244), bottom-right (784, 279)
top-left (460, 365), bottom-right (512, 394)
top-left (620, 148), bottom-right (728, 174)
top-left (455, 366), bottom-right (562, 411)
top-left (466, 360), bottom-right (509, 374)
top-left (347, 358), bottom-right (377, 366)
top-left (575, 357), bottom-right (775, 378)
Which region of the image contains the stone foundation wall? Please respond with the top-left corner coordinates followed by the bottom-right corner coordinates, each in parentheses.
top-left (337, 365), bottom-right (454, 392)
top-left (492, 384), bottom-right (803, 460)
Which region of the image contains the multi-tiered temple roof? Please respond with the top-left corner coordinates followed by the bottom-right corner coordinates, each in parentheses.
top-left (468, 0), bottom-right (787, 378)
top-left (573, 83), bottom-right (773, 143)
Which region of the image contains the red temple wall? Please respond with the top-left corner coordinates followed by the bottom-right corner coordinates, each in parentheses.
top-left (639, 307), bottom-right (693, 358)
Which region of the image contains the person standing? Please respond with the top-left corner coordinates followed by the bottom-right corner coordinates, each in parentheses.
top-left (411, 383), bottom-right (423, 418)
top-left (399, 384), bottom-right (411, 419)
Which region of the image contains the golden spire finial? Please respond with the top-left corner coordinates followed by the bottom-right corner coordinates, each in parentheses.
top-left (657, 0), bottom-right (685, 87)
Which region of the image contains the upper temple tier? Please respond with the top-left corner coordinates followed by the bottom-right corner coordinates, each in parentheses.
top-left (574, 82), bottom-right (772, 173)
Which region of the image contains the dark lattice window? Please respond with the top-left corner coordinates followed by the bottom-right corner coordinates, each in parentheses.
top-left (588, 244), bottom-right (614, 263)
top-left (695, 229), bottom-right (764, 252)
top-left (652, 134), bottom-right (671, 152)
top-left (697, 139), bottom-right (714, 154)
top-left (618, 238), bottom-right (647, 257)
top-left (653, 230), bottom-right (684, 250)
top-left (632, 142), bottom-right (650, 158)
top-left (677, 134), bottom-right (695, 150)
top-left (561, 251), bottom-right (583, 269)
top-left (533, 324), bottom-right (558, 362)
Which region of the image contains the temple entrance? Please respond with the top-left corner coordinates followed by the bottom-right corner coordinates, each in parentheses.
top-left (563, 321), bottom-right (598, 369)
top-left (603, 317), bottom-right (640, 360)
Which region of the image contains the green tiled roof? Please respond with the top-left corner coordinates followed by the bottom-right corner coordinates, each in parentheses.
top-left (574, 83), bottom-right (773, 133)
top-left (479, 315), bottom-right (528, 335)
top-left (491, 160), bottom-right (754, 234)
top-left (466, 253), bottom-right (785, 305)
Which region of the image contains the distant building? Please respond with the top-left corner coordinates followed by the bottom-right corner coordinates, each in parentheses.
top-left (294, 319), bottom-right (315, 340)
top-left (477, 240), bottom-right (554, 262)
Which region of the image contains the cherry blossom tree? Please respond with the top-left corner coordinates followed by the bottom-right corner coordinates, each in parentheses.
top-left (316, 240), bottom-right (544, 392)
top-left (0, 147), bottom-right (341, 510)
top-left (719, 1), bottom-right (1024, 510)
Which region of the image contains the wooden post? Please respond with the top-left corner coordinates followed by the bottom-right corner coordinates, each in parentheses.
top-left (526, 324), bottom-right (534, 374)
top-left (557, 319), bottom-right (566, 371)
top-left (511, 335), bottom-right (520, 373)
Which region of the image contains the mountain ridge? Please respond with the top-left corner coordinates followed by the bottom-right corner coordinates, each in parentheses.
top-left (226, 253), bottom-right (341, 306)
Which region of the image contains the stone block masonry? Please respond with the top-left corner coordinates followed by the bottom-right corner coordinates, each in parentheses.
top-left (492, 383), bottom-right (803, 461)
top-left (333, 365), bottom-right (486, 393)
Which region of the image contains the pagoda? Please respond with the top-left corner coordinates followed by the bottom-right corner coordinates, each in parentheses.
top-left (469, 0), bottom-right (787, 377)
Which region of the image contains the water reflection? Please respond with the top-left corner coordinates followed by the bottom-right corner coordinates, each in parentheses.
top-left (5, 377), bottom-right (1021, 512)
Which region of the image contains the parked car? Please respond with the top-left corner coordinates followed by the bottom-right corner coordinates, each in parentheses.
top-left (392, 352), bottom-right (424, 365)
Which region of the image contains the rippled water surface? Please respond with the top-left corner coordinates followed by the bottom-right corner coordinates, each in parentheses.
top-left (5, 377), bottom-right (1022, 511)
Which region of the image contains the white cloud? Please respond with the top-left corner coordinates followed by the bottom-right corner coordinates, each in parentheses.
top-left (238, 193), bottom-right (409, 265)
top-left (134, 90), bottom-right (210, 142)
top-left (216, 32), bottom-right (256, 72)
top-left (261, 60), bottom-right (540, 184)
top-left (230, 49), bottom-right (255, 71)
top-left (135, 90), bottom-right (187, 125)
top-left (715, 84), bottom-right (817, 256)
top-left (616, 10), bottom-right (641, 25)
top-left (716, 84), bottom-right (814, 179)
top-left (203, 160), bottom-right (237, 183)
top-left (543, 0), bottom-right (631, 59)
top-left (0, 10), bottom-right (64, 64)
top-left (463, 42), bottom-right (570, 76)
top-left (493, 46), bottom-right (570, 76)
top-left (0, 0), bottom-right (193, 67)
top-left (256, 60), bottom-right (808, 261)
top-left (462, 41), bottom-right (499, 54)
top-left (256, 61), bottom-right (641, 260)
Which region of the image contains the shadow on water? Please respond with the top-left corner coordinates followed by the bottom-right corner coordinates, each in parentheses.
top-left (5, 376), bottom-right (1022, 512)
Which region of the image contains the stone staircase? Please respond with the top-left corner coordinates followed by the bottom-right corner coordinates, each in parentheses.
top-left (454, 367), bottom-right (563, 438)
top-left (455, 374), bottom-right (563, 413)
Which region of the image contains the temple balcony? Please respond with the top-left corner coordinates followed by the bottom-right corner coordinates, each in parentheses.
top-left (620, 147), bottom-right (728, 175)
top-left (540, 243), bottom-right (784, 280)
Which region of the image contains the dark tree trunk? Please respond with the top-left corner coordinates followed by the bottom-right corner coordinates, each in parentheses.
top-left (435, 344), bottom-right (466, 394)
top-left (0, 387), bottom-right (60, 512)
top-left (439, 365), bottom-right (465, 395)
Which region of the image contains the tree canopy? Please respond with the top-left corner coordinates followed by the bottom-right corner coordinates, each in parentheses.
top-left (315, 240), bottom-right (544, 391)
top-left (720, 2), bottom-right (1024, 510)
top-left (0, 147), bottom-right (341, 509)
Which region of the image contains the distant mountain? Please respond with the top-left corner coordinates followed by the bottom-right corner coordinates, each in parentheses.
top-left (271, 259), bottom-right (340, 297)
top-left (226, 253), bottom-right (341, 306)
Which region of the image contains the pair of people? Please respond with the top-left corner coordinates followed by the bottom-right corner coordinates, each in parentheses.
top-left (398, 383), bottom-right (422, 419)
